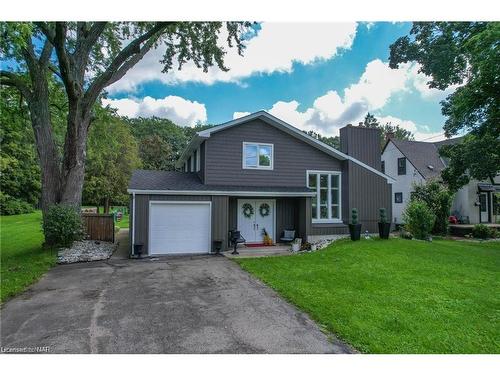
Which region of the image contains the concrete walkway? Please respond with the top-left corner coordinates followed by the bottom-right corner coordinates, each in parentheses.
top-left (0, 246), bottom-right (352, 353)
top-left (112, 229), bottom-right (130, 259)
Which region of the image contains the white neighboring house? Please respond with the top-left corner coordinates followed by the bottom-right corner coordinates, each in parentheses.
top-left (381, 137), bottom-right (499, 225)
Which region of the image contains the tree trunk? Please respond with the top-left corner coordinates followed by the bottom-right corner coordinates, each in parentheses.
top-left (59, 102), bottom-right (90, 209)
top-left (104, 197), bottom-right (110, 214)
top-left (28, 90), bottom-right (62, 222)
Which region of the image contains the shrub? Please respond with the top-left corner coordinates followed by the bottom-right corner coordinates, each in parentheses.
top-left (351, 208), bottom-right (359, 224)
top-left (42, 204), bottom-right (85, 247)
top-left (411, 180), bottom-right (454, 235)
top-left (0, 192), bottom-right (35, 215)
top-left (379, 208), bottom-right (388, 223)
top-left (472, 224), bottom-right (497, 239)
top-left (402, 200), bottom-right (435, 240)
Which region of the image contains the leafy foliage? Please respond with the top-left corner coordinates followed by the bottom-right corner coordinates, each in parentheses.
top-left (390, 22), bottom-right (500, 188)
top-left (82, 106), bottom-right (141, 210)
top-left (410, 180), bottom-right (454, 234)
top-left (351, 208), bottom-right (359, 225)
top-left (402, 200), bottom-right (436, 240)
top-left (305, 130), bottom-right (340, 149)
top-left (42, 204), bottom-right (84, 247)
top-left (0, 192), bottom-right (35, 215)
top-left (0, 88), bottom-right (41, 207)
top-left (379, 208), bottom-right (388, 223)
top-left (359, 113), bottom-right (414, 148)
top-left (472, 224), bottom-right (497, 239)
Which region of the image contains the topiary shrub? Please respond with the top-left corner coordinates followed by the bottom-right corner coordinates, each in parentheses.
top-left (472, 224), bottom-right (497, 239)
top-left (0, 192), bottom-right (35, 215)
top-left (402, 200), bottom-right (435, 240)
top-left (42, 204), bottom-right (85, 247)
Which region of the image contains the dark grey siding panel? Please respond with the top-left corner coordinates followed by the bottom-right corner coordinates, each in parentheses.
top-left (133, 195), bottom-right (149, 252)
top-left (275, 198), bottom-right (298, 239)
top-left (199, 141), bottom-right (206, 183)
top-left (205, 119), bottom-right (342, 186)
top-left (297, 197), bottom-right (311, 240)
top-left (212, 196), bottom-right (228, 250)
top-left (129, 195), bottom-right (133, 255)
top-left (133, 194), bottom-right (212, 255)
top-left (228, 197), bottom-right (237, 231)
top-left (347, 161), bottom-right (392, 232)
top-left (340, 125), bottom-right (381, 171)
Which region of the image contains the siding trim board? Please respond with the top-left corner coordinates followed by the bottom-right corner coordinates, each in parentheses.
top-left (127, 189), bottom-right (316, 197)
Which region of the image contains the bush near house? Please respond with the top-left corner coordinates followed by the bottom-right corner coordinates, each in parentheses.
top-left (42, 204), bottom-right (85, 247)
top-left (403, 200), bottom-right (435, 240)
top-left (411, 180), bottom-right (454, 235)
top-left (472, 224), bottom-right (497, 239)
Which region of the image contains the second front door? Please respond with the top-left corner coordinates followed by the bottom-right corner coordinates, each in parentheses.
top-left (237, 199), bottom-right (275, 243)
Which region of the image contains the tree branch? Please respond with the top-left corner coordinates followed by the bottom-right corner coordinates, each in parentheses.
top-left (75, 22), bottom-right (107, 60)
top-left (0, 71), bottom-right (32, 100)
top-left (35, 22), bottom-right (55, 45)
top-left (53, 22), bottom-right (78, 99)
top-left (83, 22), bottom-right (168, 108)
top-left (39, 39), bottom-right (54, 67)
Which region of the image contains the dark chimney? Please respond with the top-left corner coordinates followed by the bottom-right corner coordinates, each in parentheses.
top-left (339, 124), bottom-right (381, 170)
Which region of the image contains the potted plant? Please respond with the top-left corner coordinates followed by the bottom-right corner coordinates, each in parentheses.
top-left (378, 208), bottom-right (391, 239)
top-left (349, 208), bottom-right (362, 241)
top-left (291, 238), bottom-right (301, 252)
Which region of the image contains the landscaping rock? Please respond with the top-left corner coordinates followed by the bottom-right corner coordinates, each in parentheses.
top-left (57, 240), bottom-right (117, 264)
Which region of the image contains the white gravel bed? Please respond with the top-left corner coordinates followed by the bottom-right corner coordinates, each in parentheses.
top-left (57, 240), bottom-right (117, 264)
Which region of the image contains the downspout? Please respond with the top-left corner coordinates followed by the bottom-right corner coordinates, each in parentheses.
top-left (131, 192), bottom-right (136, 256)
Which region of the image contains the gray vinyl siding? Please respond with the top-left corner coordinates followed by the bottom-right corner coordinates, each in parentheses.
top-left (204, 119), bottom-right (342, 186)
top-left (275, 198), bottom-right (298, 239)
top-left (199, 141), bottom-right (206, 183)
top-left (310, 224), bottom-right (349, 235)
top-left (340, 125), bottom-right (381, 171)
top-left (346, 161), bottom-right (392, 232)
top-left (211, 195), bottom-right (229, 250)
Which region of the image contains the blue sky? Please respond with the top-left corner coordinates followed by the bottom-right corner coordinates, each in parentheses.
top-left (104, 22), bottom-right (453, 140)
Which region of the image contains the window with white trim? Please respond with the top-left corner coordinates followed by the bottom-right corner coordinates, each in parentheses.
top-left (243, 142), bottom-right (273, 169)
top-left (307, 171), bottom-right (341, 222)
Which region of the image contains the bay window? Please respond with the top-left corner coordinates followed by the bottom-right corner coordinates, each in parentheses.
top-left (307, 171), bottom-right (341, 223)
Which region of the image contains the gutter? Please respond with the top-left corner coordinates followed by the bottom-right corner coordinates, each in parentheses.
top-left (127, 189), bottom-right (316, 197)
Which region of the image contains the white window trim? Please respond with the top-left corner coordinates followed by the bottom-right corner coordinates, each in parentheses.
top-left (196, 146), bottom-right (201, 172)
top-left (306, 170), bottom-right (342, 224)
top-left (242, 142), bottom-right (274, 170)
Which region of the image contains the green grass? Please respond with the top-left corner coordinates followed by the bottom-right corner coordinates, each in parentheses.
top-left (235, 238), bottom-right (500, 353)
top-left (0, 211), bottom-right (56, 303)
top-left (115, 213), bottom-right (129, 229)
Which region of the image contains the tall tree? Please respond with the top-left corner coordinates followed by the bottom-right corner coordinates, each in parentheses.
top-left (0, 22), bottom-right (249, 235)
top-left (83, 107), bottom-right (140, 213)
top-left (305, 130), bottom-right (340, 149)
top-left (389, 22), bottom-right (500, 189)
top-left (359, 113), bottom-right (414, 147)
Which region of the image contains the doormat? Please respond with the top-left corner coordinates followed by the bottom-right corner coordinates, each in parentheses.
top-left (245, 243), bottom-right (276, 248)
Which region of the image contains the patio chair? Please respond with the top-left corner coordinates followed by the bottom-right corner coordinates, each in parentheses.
top-left (280, 230), bottom-right (296, 243)
top-left (228, 229), bottom-right (246, 255)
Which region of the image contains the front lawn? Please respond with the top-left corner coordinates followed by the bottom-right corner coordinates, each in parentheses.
top-left (0, 211), bottom-right (56, 303)
top-left (235, 238), bottom-right (500, 353)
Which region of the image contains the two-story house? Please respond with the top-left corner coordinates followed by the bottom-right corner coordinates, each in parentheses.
top-left (127, 111), bottom-right (394, 256)
top-left (381, 137), bottom-right (499, 226)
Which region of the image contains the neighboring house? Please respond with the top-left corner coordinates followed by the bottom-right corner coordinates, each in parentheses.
top-left (381, 137), bottom-right (500, 225)
top-left (128, 111), bottom-right (394, 256)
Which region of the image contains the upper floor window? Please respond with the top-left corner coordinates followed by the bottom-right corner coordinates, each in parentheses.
top-left (397, 157), bottom-right (406, 175)
top-left (381, 160), bottom-right (385, 174)
top-left (307, 171), bottom-right (341, 223)
top-left (243, 142), bottom-right (273, 170)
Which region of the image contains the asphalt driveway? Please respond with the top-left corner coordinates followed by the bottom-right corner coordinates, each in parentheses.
top-left (1, 253), bottom-right (351, 353)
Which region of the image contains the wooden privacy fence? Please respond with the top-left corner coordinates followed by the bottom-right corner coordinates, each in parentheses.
top-left (82, 213), bottom-right (115, 242)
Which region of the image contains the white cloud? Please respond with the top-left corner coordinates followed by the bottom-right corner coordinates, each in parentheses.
top-left (107, 22), bottom-right (358, 93)
top-left (377, 115), bottom-right (446, 141)
top-left (102, 96), bottom-right (207, 126)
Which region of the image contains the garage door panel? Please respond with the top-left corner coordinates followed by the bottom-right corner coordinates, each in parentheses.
top-left (149, 202), bottom-right (211, 255)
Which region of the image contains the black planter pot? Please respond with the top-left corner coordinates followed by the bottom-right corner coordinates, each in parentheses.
top-left (349, 224), bottom-right (362, 241)
top-left (378, 222), bottom-right (391, 239)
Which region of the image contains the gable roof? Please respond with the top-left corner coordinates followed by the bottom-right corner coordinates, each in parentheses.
top-left (177, 111), bottom-right (395, 183)
top-left (127, 170), bottom-right (315, 196)
top-left (384, 137), bottom-right (463, 179)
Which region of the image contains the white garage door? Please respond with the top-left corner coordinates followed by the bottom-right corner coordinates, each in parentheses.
top-left (149, 202), bottom-right (211, 255)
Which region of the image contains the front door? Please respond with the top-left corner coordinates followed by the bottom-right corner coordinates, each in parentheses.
top-left (237, 199), bottom-right (275, 243)
top-left (479, 192), bottom-right (490, 223)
